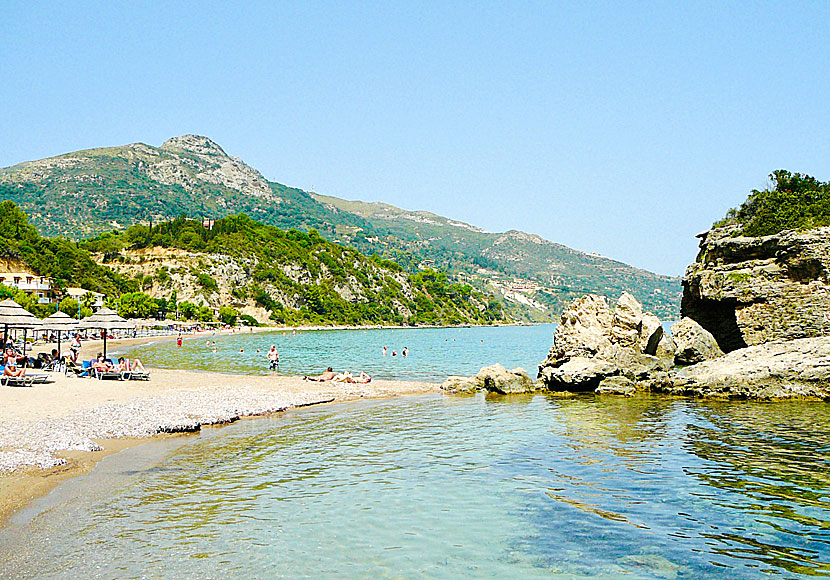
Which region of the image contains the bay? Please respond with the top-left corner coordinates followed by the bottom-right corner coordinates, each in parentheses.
top-left (2, 393), bottom-right (830, 578)
top-left (118, 324), bottom-right (557, 383)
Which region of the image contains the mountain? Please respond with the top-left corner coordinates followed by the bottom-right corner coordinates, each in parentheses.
top-left (0, 135), bottom-right (681, 320)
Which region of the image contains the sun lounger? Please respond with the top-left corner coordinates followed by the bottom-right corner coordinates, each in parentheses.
top-left (64, 360), bottom-right (93, 378)
top-left (95, 369), bottom-right (123, 380)
top-left (1, 375), bottom-right (35, 387)
top-left (26, 372), bottom-right (52, 384)
top-left (121, 370), bottom-right (150, 381)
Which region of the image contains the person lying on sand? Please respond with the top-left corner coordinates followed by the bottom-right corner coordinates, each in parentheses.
top-left (303, 367), bottom-right (336, 382)
top-left (332, 371), bottom-right (372, 384)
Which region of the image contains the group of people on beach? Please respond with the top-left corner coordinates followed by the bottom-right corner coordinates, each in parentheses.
top-left (90, 353), bottom-right (147, 374)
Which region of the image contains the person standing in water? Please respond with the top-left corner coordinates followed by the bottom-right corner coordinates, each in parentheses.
top-left (402, 346), bottom-right (409, 357)
top-left (176, 334), bottom-right (183, 348)
top-left (267, 345), bottom-right (280, 371)
top-left (382, 346), bottom-right (387, 356)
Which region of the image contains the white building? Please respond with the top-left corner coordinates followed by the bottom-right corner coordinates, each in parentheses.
top-left (0, 272), bottom-right (53, 304)
top-left (64, 287), bottom-right (106, 309)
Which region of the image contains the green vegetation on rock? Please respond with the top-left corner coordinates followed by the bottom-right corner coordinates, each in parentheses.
top-left (716, 170), bottom-right (830, 236)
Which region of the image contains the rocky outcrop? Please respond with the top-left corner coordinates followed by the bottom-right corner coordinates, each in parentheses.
top-left (650, 337), bottom-right (830, 400)
top-left (538, 293), bottom-right (675, 392)
top-left (441, 364), bottom-right (538, 394)
top-left (440, 375), bottom-right (479, 394)
top-left (682, 225), bottom-right (830, 352)
top-left (671, 318), bottom-right (723, 365)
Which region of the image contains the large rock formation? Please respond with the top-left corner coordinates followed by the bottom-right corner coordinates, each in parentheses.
top-left (538, 293), bottom-right (676, 392)
top-left (682, 225), bottom-right (830, 352)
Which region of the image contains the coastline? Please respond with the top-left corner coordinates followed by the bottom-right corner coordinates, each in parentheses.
top-left (0, 360), bottom-right (440, 526)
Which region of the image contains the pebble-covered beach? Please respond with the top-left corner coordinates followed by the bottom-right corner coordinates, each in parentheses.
top-left (0, 370), bottom-right (438, 472)
top-left (0, 362), bottom-right (439, 522)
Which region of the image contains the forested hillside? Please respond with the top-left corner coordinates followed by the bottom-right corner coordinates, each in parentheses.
top-left (0, 202), bottom-right (503, 325)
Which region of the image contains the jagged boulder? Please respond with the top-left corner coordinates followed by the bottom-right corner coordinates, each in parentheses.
top-left (476, 364), bottom-right (536, 394)
top-left (672, 317), bottom-right (723, 365)
top-left (654, 333), bottom-right (677, 360)
top-left (639, 313), bottom-right (663, 355)
top-left (595, 375), bottom-right (637, 396)
top-left (539, 293), bottom-right (672, 391)
top-left (611, 292), bottom-right (644, 348)
top-left (547, 294), bottom-right (615, 362)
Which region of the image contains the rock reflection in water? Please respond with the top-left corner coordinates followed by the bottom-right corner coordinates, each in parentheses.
top-left (684, 402), bottom-right (830, 576)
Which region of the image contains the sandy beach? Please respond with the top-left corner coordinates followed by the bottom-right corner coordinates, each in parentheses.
top-left (0, 334), bottom-right (441, 524)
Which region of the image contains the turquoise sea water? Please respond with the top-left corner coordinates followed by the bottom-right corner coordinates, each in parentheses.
top-left (118, 324), bottom-right (557, 382)
top-left (2, 393), bottom-right (830, 578)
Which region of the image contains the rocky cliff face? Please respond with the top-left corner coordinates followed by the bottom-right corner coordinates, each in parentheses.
top-left (681, 225), bottom-right (830, 352)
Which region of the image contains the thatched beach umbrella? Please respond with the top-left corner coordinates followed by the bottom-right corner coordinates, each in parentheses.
top-left (0, 299), bottom-right (43, 355)
top-left (43, 311), bottom-right (80, 362)
top-left (79, 307), bottom-right (134, 359)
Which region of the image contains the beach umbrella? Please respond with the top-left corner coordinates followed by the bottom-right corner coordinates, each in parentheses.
top-left (0, 299), bottom-right (43, 356)
top-left (43, 311), bottom-right (80, 363)
top-left (79, 307), bottom-right (135, 359)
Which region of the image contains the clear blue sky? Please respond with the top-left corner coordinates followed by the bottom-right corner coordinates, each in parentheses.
top-left (2, 1), bottom-right (829, 276)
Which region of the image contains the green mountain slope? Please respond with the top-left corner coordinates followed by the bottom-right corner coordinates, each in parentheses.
top-left (312, 196), bottom-right (680, 318)
top-left (1, 134), bottom-right (681, 320)
top-left (0, 201), bottom-right (501, 326)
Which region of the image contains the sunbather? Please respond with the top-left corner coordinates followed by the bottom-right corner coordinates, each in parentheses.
top-left (332, 371), bottom-right (372, 384)
top-left (303, 367), bottom-right (336, 382)
top-left (117, 357), bottom-right (147, 373)
top-left (3, 358), bottom-right (25, 377)
top-left (4, 347), bottom-right (27, 369)
top-left (92, 353), bottom-right (114, 373)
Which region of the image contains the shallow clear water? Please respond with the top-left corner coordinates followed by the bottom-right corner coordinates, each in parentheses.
top-left (118, 325), bottom-right (556, 382)
top-left (3, 394), bottom-right (830, 578)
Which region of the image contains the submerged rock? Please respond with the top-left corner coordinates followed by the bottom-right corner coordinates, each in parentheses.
top-left (595, 376), bottom-right (637, 397)
top-left (440, 375), bottom-right (478, 394)
top-left (475, 364), bottom-right (536, 394)
top-left (442, 364), bottom-right (538, 395)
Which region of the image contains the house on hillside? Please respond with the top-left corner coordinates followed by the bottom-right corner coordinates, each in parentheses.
top-left (64, 287), bottom-right (106, 310)
top-left (0, 272), bottom-right (54, 304)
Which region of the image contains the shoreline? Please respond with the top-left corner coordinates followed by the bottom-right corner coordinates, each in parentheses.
top-left (0, 364), bottom-right (440, 526)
